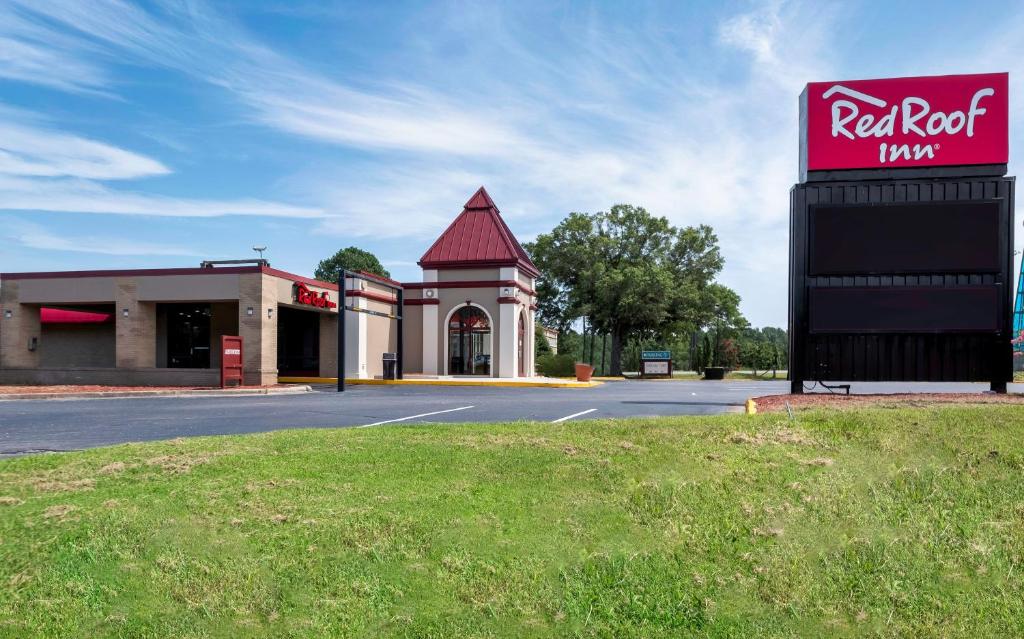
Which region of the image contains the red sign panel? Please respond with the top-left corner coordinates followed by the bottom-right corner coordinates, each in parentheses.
top-left (221, 335), bottom-right (244, 388)
top-left (802, 72), bottom-right (1008, 173)
top-left (294, 282), bottom-right (337, 309)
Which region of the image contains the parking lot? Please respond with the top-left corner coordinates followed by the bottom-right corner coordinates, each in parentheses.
top-left (1, 379), bottom-right (1019, 455)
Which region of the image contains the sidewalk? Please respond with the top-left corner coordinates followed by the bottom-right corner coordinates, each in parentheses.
top-left (0, 385), bottom-right (313, 401)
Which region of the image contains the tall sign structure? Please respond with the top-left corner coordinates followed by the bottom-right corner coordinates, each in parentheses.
top-left (789, 72), bottom-right (1015, 393)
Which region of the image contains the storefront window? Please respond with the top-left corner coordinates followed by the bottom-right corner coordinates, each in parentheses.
top-left (448, 306), bottom-right (491, 375)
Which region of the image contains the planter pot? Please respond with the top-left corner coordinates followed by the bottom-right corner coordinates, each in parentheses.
top-left (575, 363), bottom-right (594, 382)
top-left (703, 366), bottom-right (726, 380)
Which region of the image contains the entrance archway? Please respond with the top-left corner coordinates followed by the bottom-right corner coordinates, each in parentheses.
top-left (447, 305), bottom-right (491, 375)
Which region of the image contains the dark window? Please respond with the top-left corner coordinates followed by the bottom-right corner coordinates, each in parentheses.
top-left (166, 304), bottom-right (212, 368)
top-left (809, 201), bottom-right (1001, 275)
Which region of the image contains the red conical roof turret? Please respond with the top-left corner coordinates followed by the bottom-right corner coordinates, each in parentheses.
top-left (418, 187), bottom-right (539, 277)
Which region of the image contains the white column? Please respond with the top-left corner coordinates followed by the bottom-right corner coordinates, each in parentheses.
top-left (498, 267), bottom-right (518, 378)
top-left (344, 279), bottom-right (369, 379)
top-left (528, 277), bottom-right (537, 377)
top-left (422, 301), bottom-right (438, 375)
top-left (421, 269), bottom-right (439, 375)
top-left (527, 308), bottom-right (535, 377)
top-left (498, 302), bottom-right (517, 378)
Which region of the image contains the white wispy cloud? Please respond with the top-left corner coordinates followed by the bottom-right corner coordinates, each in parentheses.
top-left (3, 218), bottom-right (198, 256)
top-left (0, 175), bottom-right (323, 218)
top-left (0, 116), bottom-right (170, 179)
top-left (0, 101), bottom-right (322, 219)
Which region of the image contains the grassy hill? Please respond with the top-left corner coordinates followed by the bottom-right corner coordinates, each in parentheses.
top-left (2, 407), bottom-right (1023, 637)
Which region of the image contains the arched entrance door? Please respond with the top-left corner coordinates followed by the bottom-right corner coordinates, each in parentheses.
top-left (448, 306), bottom-right (491, 375)
top-left (518, 313), bottom-right (526, 377)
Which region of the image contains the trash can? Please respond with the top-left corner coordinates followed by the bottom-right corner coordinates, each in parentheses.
top-left (382, 352), bottom-right (398, 380)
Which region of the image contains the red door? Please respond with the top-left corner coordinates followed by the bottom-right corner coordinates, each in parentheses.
top-left (518, 314), bottom-right (526, 377)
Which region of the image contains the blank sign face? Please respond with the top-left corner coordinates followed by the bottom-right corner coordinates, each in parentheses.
top-left (809, 201), bottom-right (1001, 275)
top-left (643, 361), bottom-right (669, 375)
top-left (809, 286), bottom-right (1000, 333)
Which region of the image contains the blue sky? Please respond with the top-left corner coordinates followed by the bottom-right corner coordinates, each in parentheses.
top-left (0, 0), bottom-right (1022, 328)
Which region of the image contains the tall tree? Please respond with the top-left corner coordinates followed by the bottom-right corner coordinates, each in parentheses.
top-left (314, 247), bottom-right (390, 282)
top-left (702, 283), bottom-right (748, 367)
top-left (527, 204), bottom-right (736, 375)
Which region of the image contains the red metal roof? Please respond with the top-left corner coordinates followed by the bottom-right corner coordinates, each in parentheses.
top-left (418, 187), bottom-right (540, 277)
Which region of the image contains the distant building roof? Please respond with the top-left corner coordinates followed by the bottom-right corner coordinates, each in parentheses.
top-left (418, 187), bottom-right (540, 277)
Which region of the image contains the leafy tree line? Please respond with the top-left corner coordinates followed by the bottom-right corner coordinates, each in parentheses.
top-left (525, 204), bottom-right (752, 376)
top-left (541, 325), bottom-right (787, 376)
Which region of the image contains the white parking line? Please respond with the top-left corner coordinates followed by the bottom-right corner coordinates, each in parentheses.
top-left (551, 408), bottom-right (597, 423)
top-left (356, 405), bottom-right (475, 428)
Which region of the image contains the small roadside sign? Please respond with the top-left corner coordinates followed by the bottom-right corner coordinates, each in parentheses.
top-left (641, 350), bottom-right (671, 360)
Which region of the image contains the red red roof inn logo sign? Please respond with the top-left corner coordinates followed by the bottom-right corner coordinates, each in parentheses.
top-left (800, 72), bottom-right (1008, 177)
top-left (294, 282), bottom-right (337, 309)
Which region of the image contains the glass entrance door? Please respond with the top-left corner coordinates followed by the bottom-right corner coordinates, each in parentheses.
top-left (448, 306), bottom-right (491, 375)
top-left (165, 304), bottom-right (212, 368)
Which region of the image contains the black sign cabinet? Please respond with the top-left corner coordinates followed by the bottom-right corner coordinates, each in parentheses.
top-left (789, 172), bottom-right (1015, 393)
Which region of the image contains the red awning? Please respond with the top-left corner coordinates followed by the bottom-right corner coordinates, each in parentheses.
top-left (40, 308), bottom-right (113, 324)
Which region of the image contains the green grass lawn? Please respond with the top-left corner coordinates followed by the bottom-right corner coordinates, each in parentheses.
top-left (2, 407), bottom-right (1023, 638)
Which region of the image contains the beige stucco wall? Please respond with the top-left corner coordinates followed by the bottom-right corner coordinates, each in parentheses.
top-left (15, 277), bottom-right (116, 305)
top-left (437, 268), bottom-right (501, 282)
top-left (14, 273), bottom-right (244, 305)
top-left (137, 274), bottom-right (241, 302)
top-left (365, 314), bottom-right (396, 378)
top-left (272, 277), bottom-right (341, 313)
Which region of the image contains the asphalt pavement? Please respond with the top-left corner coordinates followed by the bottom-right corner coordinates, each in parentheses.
top-left (0, 379), bottom-right (1019, 455)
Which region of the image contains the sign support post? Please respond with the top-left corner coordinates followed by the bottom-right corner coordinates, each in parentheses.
top-left (338, 269), bottom-right (346, 393)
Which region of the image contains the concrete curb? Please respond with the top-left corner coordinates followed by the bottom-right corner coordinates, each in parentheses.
top-left (278, 376), bottom-right (602, 389)
top-left (0, 386), bottom-right (313, 402)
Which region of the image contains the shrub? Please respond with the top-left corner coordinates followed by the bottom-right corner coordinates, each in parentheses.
top-left (537, 353), bottom-right (577, 377)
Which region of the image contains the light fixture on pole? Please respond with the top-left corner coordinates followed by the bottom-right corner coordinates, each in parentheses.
top-left (253, 246), bottom-right (267, 261)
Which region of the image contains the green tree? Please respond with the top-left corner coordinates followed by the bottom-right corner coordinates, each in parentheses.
top-left (703, 284), bottom-right (748, 368)
top-left (314, 247), bottom-right (390, 283)
top-left (534, 325), bottom-right (552, 359)
top-left (527, 205), bottom-right (732, 375)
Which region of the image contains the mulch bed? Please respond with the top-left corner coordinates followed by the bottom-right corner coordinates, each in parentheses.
top-left (754, 392), bottom-right (1024, 413)
top-left (0, 385), bottom-right (285, 395)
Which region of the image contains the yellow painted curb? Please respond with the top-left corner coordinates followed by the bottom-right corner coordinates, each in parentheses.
top-left (745, 398), bottom-right (757, 415)
top-left (278, 376), bottom-right (603, 389)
